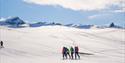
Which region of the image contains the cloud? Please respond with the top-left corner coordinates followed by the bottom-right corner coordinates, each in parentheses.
top-left (0, 16), bottom-right (15, 21)
top-left (88, 15), bottom-right (99, 19)
top-left (23, 0), bottom-right (125, 11)
top-left (0, 17), bottom-right (6, 21)
top-left (88, 14), bottom-right (110, 19)
top-left (113, 8), bottom-right (125, 12)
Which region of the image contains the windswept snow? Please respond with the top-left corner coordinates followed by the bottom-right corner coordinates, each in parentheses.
top-left (0, 26), bottom-right (125, 63)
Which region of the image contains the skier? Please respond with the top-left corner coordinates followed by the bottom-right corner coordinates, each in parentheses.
top-left (0, 41), bottom-right (4, 48)
top-left (70, 46), bottom-right (74, 59)
top-left (65, 47), bottom-right (71, 59)
top-left (74, 46), bottom-right (80, 59)
top-left (62, 47), bottom-right (67, 59)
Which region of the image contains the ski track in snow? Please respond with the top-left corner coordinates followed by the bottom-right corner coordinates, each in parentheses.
top-left (0, 26), bottom-right (125, 63)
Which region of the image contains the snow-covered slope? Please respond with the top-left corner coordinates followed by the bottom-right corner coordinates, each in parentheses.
top-left (0, 26), bottom-right (125, 63)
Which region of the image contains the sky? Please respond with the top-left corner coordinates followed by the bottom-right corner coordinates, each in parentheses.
top-left (0, 0), bottom-right (125, 26)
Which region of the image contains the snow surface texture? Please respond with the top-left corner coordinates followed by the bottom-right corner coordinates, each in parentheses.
top-left (0, 26), bottom-right (125, 63)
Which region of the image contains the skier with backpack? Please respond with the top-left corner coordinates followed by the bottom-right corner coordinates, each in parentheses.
top-left (74, 46), bottom-right (80, 59)
top-left (70, 46), bottom-right (74, 59)
top-left (62, 47), bottom-right (67, 59)
top-left (0, 41), bottom-right (4, 48)
top-left (65, 47), bottom-right (71, 59)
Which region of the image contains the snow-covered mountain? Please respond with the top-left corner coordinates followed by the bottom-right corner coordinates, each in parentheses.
top-left (6, 17), bottom-right (25, 24)
top-left (0, 25), bottom-right (125, 63)
top-left (64, 24), bottom-right (93, 29)
top-left (29, 22), bottom-right (47, 27)
top-left (0, 17), bottom-right (26, 27)
top-left (29, 22), bottom-right (62, 27)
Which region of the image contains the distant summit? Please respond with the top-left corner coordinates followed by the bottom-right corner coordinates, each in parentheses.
top-left (6, 17), bottom-right (25, 25)
top-left (109, 22), bottom-right (115, 27)
top-left (109, 22), bottom-right (123, 28)
top-left (0, 17), bottom-right (25, 27)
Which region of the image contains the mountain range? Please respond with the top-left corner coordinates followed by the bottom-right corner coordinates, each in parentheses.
top-left (0, 17), bottom-right (124, 29)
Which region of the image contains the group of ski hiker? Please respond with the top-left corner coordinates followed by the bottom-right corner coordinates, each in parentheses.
top-left (62, 46), bottom-right (80, 60)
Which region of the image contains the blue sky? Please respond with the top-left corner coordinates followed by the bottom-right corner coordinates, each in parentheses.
top-left (0, 0), bottom-right (125, 26)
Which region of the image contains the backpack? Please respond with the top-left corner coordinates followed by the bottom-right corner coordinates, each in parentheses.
top-left (62, 47), bottom-right (66, 53)
top-left (66, 47), bottom-right (70, 53)
top-left (75, 46), bottom-right (79, 52)
top-left (70, 47), bottom-right (74, 53)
